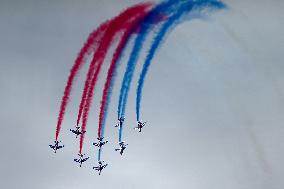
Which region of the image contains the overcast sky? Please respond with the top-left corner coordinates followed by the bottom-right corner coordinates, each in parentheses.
top-left (0, 0), bottom-right (284, 189)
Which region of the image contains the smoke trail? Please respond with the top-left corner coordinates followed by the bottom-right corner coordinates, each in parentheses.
top-left (79, 3), bottom-right (152, 154)
top-left (76, 22), bottom-right (110, 127)
top-left (76, 4), bottom-right (151, 129)
top-left (55, 21), bottom-right (109, 141)
top-left (136, 0), bottom-right (226, 121)
top-left (97, 5), bottom-right (156, 141)
top-left (98, 148), bottom-right (102, 161)
top-left (117, 0), bottom-right (184, 120)
top-left (118, 127), bottom-right (124, 143)
top-left (116, 0), bottom-right (186, 144)
top-left (98, 28), bottom-right (135, 141)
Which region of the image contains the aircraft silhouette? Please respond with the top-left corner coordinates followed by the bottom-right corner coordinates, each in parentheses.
top-left (49, 140), bottom-right (64, 153)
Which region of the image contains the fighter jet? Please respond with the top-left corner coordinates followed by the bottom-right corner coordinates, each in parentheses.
top-left (74, 153), bottom-right (89, 167)
top-left (115, 141), bottom-right (128, 155)
top-left (49, 140), bottom-right (64, 153)
top-left (93, 161), bottom-right (108, 175)
top-left (93, 137), bottom-right (108, 149)
top-left (70, 126), bottom-right (85, 138)
top-left (115, 116), bottom-right (125, 129)
top-left (135, 121), bottom-right (146, 132)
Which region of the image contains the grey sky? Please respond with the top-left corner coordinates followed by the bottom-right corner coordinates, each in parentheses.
top-left (0, 0), bottom-right (283, 189)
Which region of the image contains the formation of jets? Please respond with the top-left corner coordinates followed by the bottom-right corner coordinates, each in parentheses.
top-left (50, 117), bottom-right (148, 175)
top-left (74, 153), bottom-right (89, 167)
top-left (115, 141), bottom-right (128, 155)
top-left (70, 126), bottom-right (85, 138)
top-left (49, 140), bottom-right (64, 153)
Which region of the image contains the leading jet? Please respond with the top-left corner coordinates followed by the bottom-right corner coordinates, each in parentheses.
top-left (49, 140), bottom-right (64, 153)
top-left (93, 137), bottom-right (108, 149)
top-left (115, 116), bottom-right (125, 129)
top-left (115, 141), bottom-right (128, 155)
top-left (74, 153), bottom-right (89, 167)
top-left (93, 161), bottom-right (108, 175)
top-left (70, 126), bottom-right (85, 138)
top-left (135, 121), bottom-right (146, 132)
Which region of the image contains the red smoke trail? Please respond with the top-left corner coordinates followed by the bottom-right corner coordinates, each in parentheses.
top-left (76, 22), bottom-right (110, 127)
top-left (97, 10), bottom-right (150, 138)
top-left (79, 3), bottom-right (153, 154)
top-left (55, 21), bottom-right (109, 141)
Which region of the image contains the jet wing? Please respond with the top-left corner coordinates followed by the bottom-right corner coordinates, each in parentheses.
top-left (93, 166), bottom-right (100, 170)
top-left (83, 157), bottom-right (89, 162)
top-left (93, 143), bottom-right (99, 147)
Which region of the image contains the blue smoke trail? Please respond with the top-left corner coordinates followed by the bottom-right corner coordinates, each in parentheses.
top-left (136, 0), bottom-right (226, 121)
top-left (99, 0), bottom-right (181, 158)
top-left (100, 43), bottom-right (126, 139)
top-left (98, 148), bottom-right (101, 161)
top-left (117, 0), bottom-right (183, 120)
top-left (117, 0), bottom-right (184, 143)
top-left (119, 124), bottom-right (123, 142)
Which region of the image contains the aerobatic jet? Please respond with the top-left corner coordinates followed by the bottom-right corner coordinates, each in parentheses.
top-left (93, 137), bottom-right (108, 149)
top-left (70, 126), bottom-right (85, 138)
top-left (115, 116), bottom-right (125, 129)
top-left (74, 153), bottom-right (89, 167)
top-left (115, 141), bottom-right (128, 155)
top-left (49, 140), bottom-right (64, 153)
top-left (93, 161), bottom-right (108, 175)
top-left (135, 121), bottom-right (146, 132)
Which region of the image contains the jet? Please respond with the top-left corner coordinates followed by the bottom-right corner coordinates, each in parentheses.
top-left (135, 121), bottom-right (146, 132)
top-left (49, 140), bottom-right (64, 153)
top-left (74, 153), bottom-right (89, 167)
top-left (93, 161), bottom-right (108, 175)
top-left (115, 141), bottom-right (128, 155)
top-left (93, 137), bottom-right (108, 149)
top-left (70, 126), bottom-right (85, 138)
top-left (115, 116), bottom-right (125, 129)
